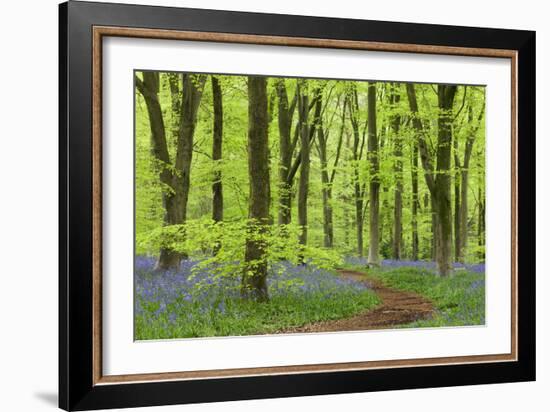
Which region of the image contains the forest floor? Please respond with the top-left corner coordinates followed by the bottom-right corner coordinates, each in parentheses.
top-left (135, 257), bottom-right (485, 339)
top-left (278, 269), bottom-right (434, 333)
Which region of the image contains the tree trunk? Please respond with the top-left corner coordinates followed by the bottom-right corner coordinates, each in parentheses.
top-left (135, 72), bottom-right (183, 270)
top-left (168, 73), bottom-right (181, 145)
top-left (457, 104), bottom-right (482, 262)
top-left (321, 103), bottom-right (346, 248)
top-left (242, 76), bottom-right (270, 302)
top-left (297, 83), bottom-right (311, 248)
top-left (211, 77), bottom-right (224, 223)
top-left (391, 85), bottom-right (403, 260)
top-left (453, 139), bottom-right (462, 262)
top-left (348, 89), bottom-right (365, 257)
top-left (411, 142), bottom-right (419, 260)
top-left (317, 123), bottom-right (334, 248)
top-left (342, 129), bottom-right (352, 250)
top-left (163, 73), bottom-right (207, 267)
top-left (275, 80), bottom-right (295, 226)
top-left (367, 82), bottom-right (380, 266)
top-left (211, 76), bottom-right (224, 254)
top-left (478, 187), bottom-right (485, 260)
top-left (430, 193), bottom-right (438, 263)
top-left (433, 84), bottom-right (457, 276)
top-left (459, 141), bottom-right (474, 261)
top-left (406, 83), bottom-right (456, 276)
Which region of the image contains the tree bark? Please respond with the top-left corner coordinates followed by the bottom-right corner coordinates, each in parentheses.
top-left (457, 103), bottom-right (484, 262)
top-left (430, 193), bottom-right (438, 263)
top-left (157, 73), bottom-right (206, 268)
top-left (297, 83), bottom-right (311, 249)
top-left (367, 82), bottom-right (380, 266)
top-left (391, 85), bottom-right (403, 260)
top-left (316, 101), bottom-right (345, 248)
top-left (242, 76), bottom-right (270, 302)
top-left (348, 88), bottom-right (366, 257)
top-left (459, 133), bottom-right (475, 261)
top-left (211, 77), bottom-right (224, 223)
top-left (136, 72), bottom-right (186, 270)
top-left (317, 126), bottom-right (333, 248)
top-left (433, 84), bottom-right (457, 276)
top-left (478, 186), bottom-right (485, 260)
top-left (411, 141), bottom-right (420, 260)
top-left (275, 79), bottom-right (296, 226)
top-left (174, 73), bottom-right (206, 222)
top-left (211, 76), bottom-right (224, 254)
top-left (168, 73), bottom-right (181, 145)
top-left (342, 129), bottom-right (352, 250)
top-left (406, 83), bottom-right (456, 276)
top-left (454, 138), bottom-right (462, 262)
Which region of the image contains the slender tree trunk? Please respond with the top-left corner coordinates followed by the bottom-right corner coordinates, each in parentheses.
top-left (211, 76), bottom-right (224, 254)
top-left (318, 127), bottom-right (334, 247)
top-left (135, 72), bottom-right (186, 270)
top-left (453, 139), bottom-right (462, 262)
top-left (162, 73), bottom-right (206, 267)
top-left (275, 80), bottom-right (295, 226)
top-left (211, 77), bottom-right (224, 223)
top-left (406, 83), bottom-right (455, 276)
top-left (367, 82), bottom-right (380, 266)
top-left (348, 90), bottom-right (364, 257)
top-left (347, 87), bottom-right (368, 258)
top-left (297, 83), bottom-right (311, 249)
top-left (354, 182), bottom-right (364, 257)
top-left (411, 142), bottom-right (419, 260)
top-left (459, 167), bottom-right (469, 260)
top-left (478, 187), bottom-right (486, 260)
top-left (433, 84), bottom-right (457, 276)
top-left (321, 103), bottom-right (346, 248)
top-left (242, 76), bottom-right (270, 302)
top-left (459, 146), bottom-right (473, 261)
top-left (391, 85), bottom-right (403, 260)
top-left (458, 104), bottom-right (482, 262)
top-left (430, 194), bottom-right (438, 263)
top-left (379, 123), bottom-right (390, 257)
top-left (342, 130), bottom-right (352, 250)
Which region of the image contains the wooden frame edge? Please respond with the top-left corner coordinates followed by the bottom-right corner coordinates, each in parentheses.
top-left (511, 52), bottom-right (519, 361)
top-left (93, 26), bottom-right (517, 58)
top-left (97, 353), bottom-right (515, 385)
top-left (91, 25), bottom-right (519, 386)
top-left (92, 27), bottom-right (103, 385)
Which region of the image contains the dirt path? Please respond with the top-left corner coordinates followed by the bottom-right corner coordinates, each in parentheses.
top-left (280, 269), bottom-right (434, 333)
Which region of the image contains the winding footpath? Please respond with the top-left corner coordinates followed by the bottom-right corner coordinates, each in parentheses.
top-left (280, 269), bottom-right (434, 333)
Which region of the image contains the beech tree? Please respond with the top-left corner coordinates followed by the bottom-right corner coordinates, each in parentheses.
top-left (454, 96), bottom-right (485, 262)
top-left (347, 86), bottom-right (368, 257)
top-left (390, 84), bottom-right (403, 260)
top-left (275, 79), bottom-right (297, 225)
top-left (316, 96), bottom-right (345, 247)
top-left (406, 83), bottom-right (457, 276)
top-left (242, 76), bottom-right (270, 301)
top-left (411, 130), bottom-right (420, 260)
top-left (211, 76), bottom-right (224, 254)
top-left (135, 71), bottom-right (206, 270)
top-left (297, 82), bottom-right (311, 248)
top-left (367, 82), bottom-right (380, 266)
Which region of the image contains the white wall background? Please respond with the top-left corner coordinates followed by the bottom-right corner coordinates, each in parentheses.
top-left (0, 0), bottom-right (545, 411)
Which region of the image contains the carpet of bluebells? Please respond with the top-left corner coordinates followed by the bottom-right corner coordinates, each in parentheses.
top-left (135, 256), bottom-right (380, 339)
top-left (344, 257), bottom-right (486, 328)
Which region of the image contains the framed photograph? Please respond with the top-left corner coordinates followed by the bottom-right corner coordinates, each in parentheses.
top-left (59, 1), bottom-right (535, 410)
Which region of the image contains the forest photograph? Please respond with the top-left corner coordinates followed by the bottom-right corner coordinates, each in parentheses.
top-left (134, 70), bottom-right (486, 340)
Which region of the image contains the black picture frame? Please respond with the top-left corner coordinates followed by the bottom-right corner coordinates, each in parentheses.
top-left (59, 1), bottom-right (535, 410)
